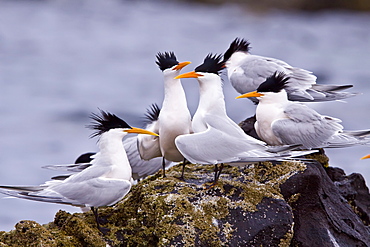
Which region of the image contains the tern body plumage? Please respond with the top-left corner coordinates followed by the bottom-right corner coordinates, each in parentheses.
top-left (0, 110), bottom-right (159, 232)
top-left (237, 72), bottom-right (370, 149)
top-left (175, 54), bottom-right (314, 170)
top-left (137, 52), bottom-right (192, 177)
top-left (224, 38), bottom-right (356, 103)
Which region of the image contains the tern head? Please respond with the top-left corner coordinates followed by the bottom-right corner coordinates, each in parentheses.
top-left (88, 109), bottom-right (159, 138)
top-left (236, 72), bottom-right (290, 99)
top-left (174, 53), bottom-right (225, 79)
top-left (156, 52), bottom-right (191, 72)
top-left (223, 38), bottom-right (251, 63)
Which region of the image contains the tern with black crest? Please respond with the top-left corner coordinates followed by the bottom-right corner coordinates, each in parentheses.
top-left (237, 72), bottom-right (370, 149)
top-left (175, 54), bottom-right (315, 185)
top-left (0, 110), bottom-right (159, 233)
top-left (224, 38), bottom-right (357, 103)
top-left (137, 52), bottom-right (192, 178)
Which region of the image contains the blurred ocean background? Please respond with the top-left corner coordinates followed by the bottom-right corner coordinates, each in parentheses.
top-left (0, 0), bottom-right (370, 231)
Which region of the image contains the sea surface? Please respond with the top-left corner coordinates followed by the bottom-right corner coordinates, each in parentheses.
top-left (0, 0), bottom-right (370, 231)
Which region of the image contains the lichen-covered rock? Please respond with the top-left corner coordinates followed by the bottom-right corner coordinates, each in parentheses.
top-left (0, 211), bottom-right (107, 246)
top-left (1, 158), bottom-right (370, 246)
top-left (95, 162), bottom-right (304, 246)
top-left (0, 161), bottom-right (305, 246)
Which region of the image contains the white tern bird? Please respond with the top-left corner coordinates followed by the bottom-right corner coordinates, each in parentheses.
top-left (137, 52), bottom-right (192, 178)
top-left (0, 110), bottom-right (159, 233)
top-left (236, 72), bottom-right (370, 149)
top-left (223, 37), bottom-right (357, 103)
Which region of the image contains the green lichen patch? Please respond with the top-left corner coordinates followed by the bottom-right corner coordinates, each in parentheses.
top-left (0, 220), bottom-right (81, 247)
top-left (0, 159), bottom-right (309, 246)
top-left (94, 161), bottom-right (305, 246)
top-left (305, 148), bottom-right (329, 167)
top-left (279, 223), bottom-right (294, 247)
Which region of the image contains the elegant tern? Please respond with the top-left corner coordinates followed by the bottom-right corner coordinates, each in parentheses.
top-left (0, 110), bottom-right (158, 233)
top-left (237, 72), bottom-right (370, 149)
top-left (174, 54), bottom-right (315, 184)
top-left (137, 52), bottom-right (192, 178)
top-left (44, 105), bottom-right (172, 181)
top-left (223, 38), bottom-right (357, 103)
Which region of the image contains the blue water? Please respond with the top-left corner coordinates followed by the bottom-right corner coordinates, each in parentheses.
top-left (0, 0), bottom-right (370, 231)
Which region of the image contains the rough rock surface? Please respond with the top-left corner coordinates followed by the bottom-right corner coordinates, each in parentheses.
top-left (281, 161), bottom-right (370, 246)
top-left (0, 158), bottom-right (370, 246)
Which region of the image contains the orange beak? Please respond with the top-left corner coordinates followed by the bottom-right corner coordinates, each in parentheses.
top-left (235, 91), bottom-right (264, 99)
top-left (124, 127), bottom-right (159, 136)
top-left (174, 71), bottom-right (203, 79)
top-left (360, 154), bottom-right (370, 160)
top-left (173, 61), bottom-right (191, 71)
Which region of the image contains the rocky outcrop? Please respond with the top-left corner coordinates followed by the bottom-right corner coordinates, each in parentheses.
top-left (281, 161), bottom-right (370, 246)
top-left (1, 157), bottom-right (370, 246)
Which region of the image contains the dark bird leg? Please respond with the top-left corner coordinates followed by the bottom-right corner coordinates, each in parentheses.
top-left (179, 158), bottom-right (190, 180)
top-left (91, 207), bottom-right (109, 235)
top-left (206, 163), bottom-right (224, 189)
top-left (162, 157), bottom-right (166, 178)
top-left (215, 163), bottom-right (224, 183)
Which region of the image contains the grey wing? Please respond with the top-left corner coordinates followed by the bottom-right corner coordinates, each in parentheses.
top-left (175, 127), bottom-right (241, 165)
top-left (0, 178), bottom-right (132, 208)
top-left (271, 104), bottom-right (343, 149)
top-left (0, 181), bottom-right (84, 206)
top-left (230, 55), bottom-right (284, 94)
top-left (263, 56), bottom-right (317, 99)
top-left (124, 136), bottom-right (171, 180)
top-left (175, 121), bottom-right (273, 165)
top-left (42, 163), bottom-right (92, 173)
top-left (50, 178), bottom-right (132, 207)
top-left (137, 120), bottom-right (162, 160)
top-left (231, 55), bottom-right (317, 101)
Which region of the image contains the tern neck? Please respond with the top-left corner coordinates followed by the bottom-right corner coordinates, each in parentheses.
top-left (96, 131), bottom-right (132, 180)
top-left (162, 70), bottom-right (188, 109)
top-left (193, 74), bottom-right (227, 132)
top-left (259, 90), bottom-right (289, 105)
top-left (226, 51), bottom-right (248, 78)
top-left (199, 75), bottom-right (226, 112)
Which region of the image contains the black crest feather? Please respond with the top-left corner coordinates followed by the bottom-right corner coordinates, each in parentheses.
top-left (156, 52), bottom-right (179, 71)
top-left (195, 53), bottom-right (224, 75)
top-left (144, 103), bottom-right (161, 123)
top-left (257, 72), bottom-right (290, 93)
top-left (88, 109), bottom-right (131, 137)
top-left (223, 38), bottom-right (251, 62)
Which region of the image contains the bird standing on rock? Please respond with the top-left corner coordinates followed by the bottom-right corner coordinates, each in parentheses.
top-left (137, 52), bottom-right (192, 178)
top-left (0, 110), bottom-right (159, 233)
top-left (52, 106), bottom-right (171, 181)
top-left (174, 54), bottom-right (315, 186)
top-left (223, 37), bottom-right (357, 103)
top-left (236, 72), bottom-right (370, 149)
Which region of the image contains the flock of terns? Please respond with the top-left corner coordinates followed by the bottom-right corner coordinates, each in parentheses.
top-left (1, 38), bottom-right (370, 233)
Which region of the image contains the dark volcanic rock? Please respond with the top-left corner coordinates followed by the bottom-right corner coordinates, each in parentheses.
top-left (238, 114), bottom-right (261, 140)
top-left (326, 166), bottom-right (370, 226)
top-left (281, 161), bottom-right (370, 247)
